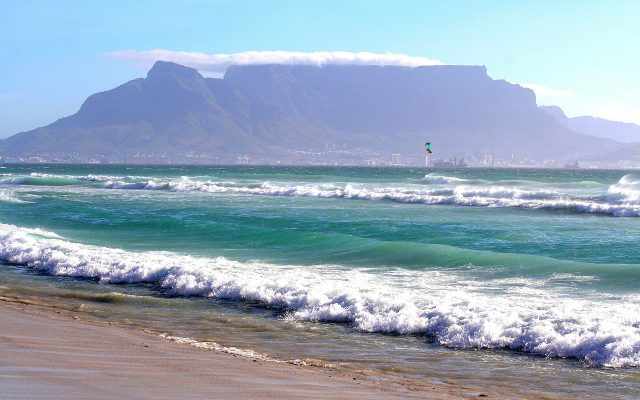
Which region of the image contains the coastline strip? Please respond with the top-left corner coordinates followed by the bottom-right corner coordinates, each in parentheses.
top-left (0, 300), bottom-right (439, 400)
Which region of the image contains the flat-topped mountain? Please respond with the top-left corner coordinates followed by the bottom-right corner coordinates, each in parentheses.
top-left (0, 61), bottom-right (623, 163)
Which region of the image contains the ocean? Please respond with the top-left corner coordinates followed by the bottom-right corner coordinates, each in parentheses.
top-left (1, 164), bottom-right (639, 398)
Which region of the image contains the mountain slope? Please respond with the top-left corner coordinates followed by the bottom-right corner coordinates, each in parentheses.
top-left (540, 105), bottom-right (640, 143)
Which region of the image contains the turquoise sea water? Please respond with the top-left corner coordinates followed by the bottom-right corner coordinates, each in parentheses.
top-left (1, 165), bottom-right (639, 398)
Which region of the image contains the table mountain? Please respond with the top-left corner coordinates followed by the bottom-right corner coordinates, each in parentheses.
top-left (1, 61), bottom-right (622, 163)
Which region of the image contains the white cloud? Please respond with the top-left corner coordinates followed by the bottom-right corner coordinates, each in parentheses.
top-left (107, 50), bottom-right (444, 76)
top-left (520, 83), bottom-right (574, 97)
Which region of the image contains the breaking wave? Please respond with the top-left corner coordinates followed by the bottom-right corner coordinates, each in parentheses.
top-left (0, 190), bottom-right (31, 204)
top-left (2, 172), bottom-right (639, 216)
top-left (100, 174), bottom-right (640, 216)
top-left (416, 173), bottom-right (475, 184)
top-left (1, 223), bottom-right (639, 367)
top-left (607, 174), bottom-right (640, 206)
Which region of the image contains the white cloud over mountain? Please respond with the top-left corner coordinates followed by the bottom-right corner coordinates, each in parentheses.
top-left (107, 50), bottom-right (444, 76)
top-left (111, 49), bottom-right (637, 123)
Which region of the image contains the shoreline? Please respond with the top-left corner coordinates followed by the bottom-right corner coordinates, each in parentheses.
top-left (0, 299), bottom-right (464, 399)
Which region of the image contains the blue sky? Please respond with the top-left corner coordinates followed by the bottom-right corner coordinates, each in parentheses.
top-left (1, 0), bottom-right (638, 137)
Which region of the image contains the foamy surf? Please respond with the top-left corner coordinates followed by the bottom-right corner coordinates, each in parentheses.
top-left (99, 174), bottom-right (639, 216)
top-left (0, 190), bottom-right (31, 204)
top-left (1, 223), bottom-right (639, 368)
top-left (2, 171), bottom-right (638, 216)
top-left (159, 333), bottom-right (276, 361)
top-left (417, 173), bottom-right (476, 184)
top-left (160, 333), bottom-right (335, 367)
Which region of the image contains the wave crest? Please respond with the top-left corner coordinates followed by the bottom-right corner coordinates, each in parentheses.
top-left (2, 172), bottom-right (640, 216)
top-left (99, 177), bottom-right (640, 216)
top-left (607, 174), bottom-right (640, 206)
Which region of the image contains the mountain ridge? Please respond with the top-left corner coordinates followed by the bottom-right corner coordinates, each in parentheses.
top-left (540, 105), bottom-right (640, 144)
top-left (0, 61), bottom-right (626, 164)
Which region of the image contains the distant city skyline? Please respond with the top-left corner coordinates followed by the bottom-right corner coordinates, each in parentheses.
top-left (1, 0), bottom-right (639, 138)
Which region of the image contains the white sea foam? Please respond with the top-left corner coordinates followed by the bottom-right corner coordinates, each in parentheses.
top-left (1, 223), bottom-right (639, 367)
top-left (103, 180), bottom-right (170, 190)
top-left (98, 176), bottom-right (640, 216)
top-left (77, 174), bottom-right (132, 182)
top-left (607, 174), bottom-right (640, 206)
top-left (1, 172), bottom-right (150, 184)
top-left (3, 172), bottom-right (640, 216)
top-left (160, 333), bottom-right (275, 360)
top-left (0, 190), bottom-right (31, 204)
top-left (160, 333), bottom-right (333, 366)
top-left (418, 174), bottom-right (472, 184)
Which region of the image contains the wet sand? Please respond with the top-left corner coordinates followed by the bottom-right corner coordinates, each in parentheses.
top-left (0, 300), bottom-right (459, 400)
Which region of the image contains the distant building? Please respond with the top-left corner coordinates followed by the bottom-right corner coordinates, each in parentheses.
top-left (563, 161), bottom-right (580, 169)
top-left (433, 158), bottom-right (468, 168)
top-left (236, 155), bottom-right (251, 165)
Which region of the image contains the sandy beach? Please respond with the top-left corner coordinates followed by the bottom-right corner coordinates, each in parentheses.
top-left (0, 300), bottom-right (461, 400)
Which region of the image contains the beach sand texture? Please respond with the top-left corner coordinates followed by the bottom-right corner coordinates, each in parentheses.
top-left (0, 301), bottom-right (450, 400)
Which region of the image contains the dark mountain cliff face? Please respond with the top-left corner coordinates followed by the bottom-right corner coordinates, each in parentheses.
top-left (223, 64), bottom-right (542, 133)
top-left (0, 61), bottom-right (621, 162)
